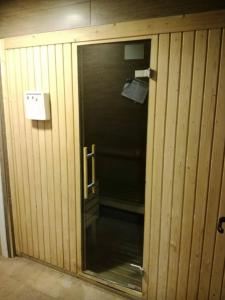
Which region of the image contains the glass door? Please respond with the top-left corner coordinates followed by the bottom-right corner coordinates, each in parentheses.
top-left (78, 40), bottom-right (151, 292)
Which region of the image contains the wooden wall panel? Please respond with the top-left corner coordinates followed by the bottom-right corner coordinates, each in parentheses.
top-left (209, 32), bottom-right (225, 299)
top-left (157, 32), bottom-right (182, 300)
top-left (166, 30), bottom-right (195, 300)
top-left (4, 45), bottom-right (77, 273)
top-left (2, 19), bottom-right (225, 300)
top-left (148, 28), bottom-right (225, 300)
top-left (188, 28), bottom-right (222, 299)
top-left (148, 33), bottom-right (170, 300)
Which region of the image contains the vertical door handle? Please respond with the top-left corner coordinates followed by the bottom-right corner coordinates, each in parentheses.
top-left (83, 144), bottom-right (96, 199)
top-left (217, 217), bottom-right (225, 234)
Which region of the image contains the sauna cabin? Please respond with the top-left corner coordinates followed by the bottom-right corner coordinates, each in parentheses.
top-left (0, 1), bottom-right (225, 300)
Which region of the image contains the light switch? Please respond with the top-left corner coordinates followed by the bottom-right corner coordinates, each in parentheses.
top-left (24, 91), bottom-right (50, 120)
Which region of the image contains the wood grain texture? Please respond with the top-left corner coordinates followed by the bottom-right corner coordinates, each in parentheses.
top-left (176, 30), bottom-right (208, 299)
top-left (148, 28), bottom-right (225, 300)
top-left (187, 28), bottom-right (222, 300)
top-left (1, 17), bottom-right (225, 300)
top-left (148, 33), bottom-right (170, 300)
top-left (3, 45), bottom-right (77, 273)
top-left (166, 31), bottom-right (195, 300)
top-left (197, 29), bottom-right (225, 300)
top-left (143, 34), bottom-right (158, 300)
top-left (208, 30), bottom-right (225, 300)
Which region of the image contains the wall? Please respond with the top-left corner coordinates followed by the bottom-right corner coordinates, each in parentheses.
top-left (147, 28), bottom-right (225, 300)
top-left (1, 11), bottom-right (225, 300)
top-left (0, 0), bottom-right (225, 38)
top-left (3, 44), bottom-right (77, 272)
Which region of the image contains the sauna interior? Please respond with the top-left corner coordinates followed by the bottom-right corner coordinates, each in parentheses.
top-left (0, 1), bottom-right (225, 300)
top-left (79, 40), bottom-right (150, 290)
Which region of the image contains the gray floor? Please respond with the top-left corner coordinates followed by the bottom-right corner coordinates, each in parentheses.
top-left (0, 256), bottom-right (128, 300)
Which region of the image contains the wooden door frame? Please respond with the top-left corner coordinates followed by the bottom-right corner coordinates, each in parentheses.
top-left (0, 41), bottom-right (14, 258)
top-left (0, 165), bottom-right (9, 257)
top-left (73, 35), bottom-right (155, 299)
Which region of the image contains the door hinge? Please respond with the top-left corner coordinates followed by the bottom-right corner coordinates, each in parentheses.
top-left (135, 68), bottom-right (151, 78)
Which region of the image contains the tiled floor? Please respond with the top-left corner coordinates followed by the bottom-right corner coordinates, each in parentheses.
top-left (0, 257), bottom-right (128, 300)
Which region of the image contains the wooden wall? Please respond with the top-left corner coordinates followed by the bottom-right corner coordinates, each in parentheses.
top-left (1, 12), bottom-right (225, 300)
top-left (3, 44), bottom-right (77, 273)
top-left (147, 28), bottom-right (225, 300)
top-left (0, 0), bottom-right (225, 38)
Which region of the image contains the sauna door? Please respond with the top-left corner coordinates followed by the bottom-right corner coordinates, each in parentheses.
top-left (78, 40), bottom-right (150, 292)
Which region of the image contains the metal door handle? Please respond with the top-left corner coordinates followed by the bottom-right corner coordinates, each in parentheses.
top-left (217, 217), bottom-right (225, 234)
top-left (130, 264), bottom-right (144, 276)
top-left (83, 144), bottom-right (96, 199)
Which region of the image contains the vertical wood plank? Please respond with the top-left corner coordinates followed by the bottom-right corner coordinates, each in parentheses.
top-left (157, 32), bottom-right (182, 300)
top-left (20, 47), bottom-right (38, 258)
top-left (208, 31), bottom-right (225, 300)
top-left (48, 44), bottom-right (63, 268)
top-left (43, 45), bottom-right (57, 266)
top-left (197, 29), bottom-right (224, 300)
top-left (176, 30), bottom-right (208, 299)
top-left (166, 31), bottom-right (195, 300)
top-left (221, 270), bottom-right (225, 300)
top-left (63, 43), bottom-right (77, 273)
top-left (7, 49), bottom-right (27, 254)
top-left (56, 44), bottom-right (69, 270)
top-left (39, 45), bottom-right (51, 264)
top-left (25, 47), bottom-right (39, 259)
top-left (143, 35), bottom-right (158, 300)
top-left (187, 28), bottom-right (222, 300)
top-left (209, 156), bottom-right (225, 300)
top-left (1, 46), bottom-right (21, 253)
top-left (14, 48), bottom-right (33, 256)
top-left (148, 33), bottom-right (170, 300)
top-left (32, 46), bottom-right (45, 261)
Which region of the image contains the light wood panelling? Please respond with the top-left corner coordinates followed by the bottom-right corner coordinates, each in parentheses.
top-left (187, 28), bottom-right (222, 299)
top-left (209, 156), bottom-right (225, 299)
top-left (148, 33), bottom-right (170, 300)
top-left (3, 45), bottom-right (77, 273)
top-left (147, 28), bottom-right (225, 300)
top-left (1, 12), bottom-right (225, 299)
top-left (166, 30), bottom-right (195, 300)
top-left (197, 29), bottom-right (225, 300)
top-left (157, 32), bottom-right (182, 300)
top-left (143, 34), bottom-right (158, 300)
top-left (208, 31), bottom-right (225, 299)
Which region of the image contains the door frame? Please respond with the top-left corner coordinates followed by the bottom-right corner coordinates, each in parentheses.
top-left (0, 164), bottom-right (9, 257)
top-left (73, 35), bottom-right (157, 299)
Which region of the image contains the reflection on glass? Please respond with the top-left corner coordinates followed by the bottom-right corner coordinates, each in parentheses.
top-left (79, 40), bottom-right (151, 291)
